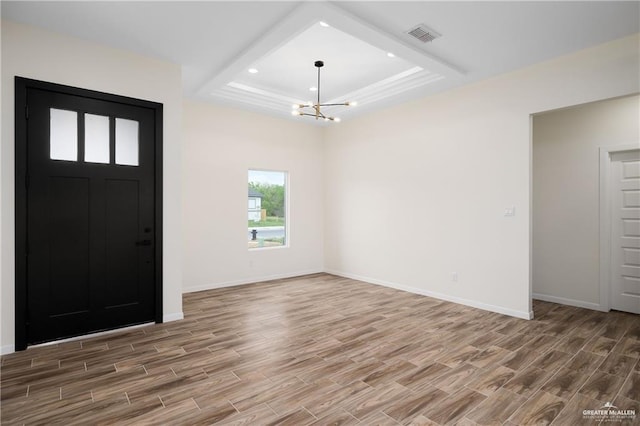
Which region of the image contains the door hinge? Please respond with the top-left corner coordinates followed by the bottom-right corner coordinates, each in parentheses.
top-left (25, 105), bottom-right (29, 120)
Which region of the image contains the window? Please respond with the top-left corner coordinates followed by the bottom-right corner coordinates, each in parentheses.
top-left (50, 108), bottom-right (78, 161)
top-left (248, 169), bottom-right (287, 249)
top-left (115, 118), bottom-right (139, 166)
top-left (49, 108), bottom-right (140, 166)
top-left (84, 113), bottom-right (110, 163)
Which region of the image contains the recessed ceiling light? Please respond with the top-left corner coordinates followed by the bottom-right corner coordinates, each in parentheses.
top-left (248, 68), bottom-right (258, 74)
top-left (309, 87), bottom-right (318, 92)
top-left (387, 52), bottom-right (395, 58)
top-left (319, 21), bottom-right (330, 27)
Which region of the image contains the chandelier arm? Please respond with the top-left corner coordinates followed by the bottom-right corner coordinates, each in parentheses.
top-left (298, 105), bottom-right (328, 120)
top-left (318, 103), bottom-right (350, 107)
top-left (300, 112), bottom-right (335, 121)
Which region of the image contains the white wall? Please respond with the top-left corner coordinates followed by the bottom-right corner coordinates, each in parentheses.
top-left (181, 100), bottom-right (324, 292)
top-left (1, 21), bottom-right (184, 354)
top-left (533, 95), bottom-right (640, 310)
top-left (323, 34), bottom-right (640, 319)
top-left (1, 19), bottom-right (638, 353)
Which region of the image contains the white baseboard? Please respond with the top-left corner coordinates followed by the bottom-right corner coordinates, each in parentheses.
top-left (1, 269), bottom-right (544, 356)
top-left (532, 293), bottom-right (607, 312)
top-left (1, 344), bottom-right (16, 355)
top-left (1, 316), bottom-right (183, 355)
top-left (326, 269), bottom-right (533, 320)
top-left (183, 269), bottom-right (324, 293)
top-left (163, 312), bottom-right (184, 322)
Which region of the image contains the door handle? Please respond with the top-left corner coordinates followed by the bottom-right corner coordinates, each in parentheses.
top-left (135, 239), bottom-right (152, 246)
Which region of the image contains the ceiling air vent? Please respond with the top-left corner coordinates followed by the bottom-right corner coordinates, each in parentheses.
top-left (407, 24), bottom-right (441, 43)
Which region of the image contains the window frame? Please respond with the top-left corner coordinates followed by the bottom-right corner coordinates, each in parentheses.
top-left (247, 168), bottom-right (289, 250)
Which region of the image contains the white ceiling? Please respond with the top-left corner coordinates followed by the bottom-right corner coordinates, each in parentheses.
top-left (2, 1), bottom-right (638, 124)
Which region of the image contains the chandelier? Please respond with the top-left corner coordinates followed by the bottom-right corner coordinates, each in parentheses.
top-left (291, 60), bottom-right (356, 122)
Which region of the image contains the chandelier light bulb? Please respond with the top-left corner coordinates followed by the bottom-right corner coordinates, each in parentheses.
top-left (334, 117), bottom-right (341, 122)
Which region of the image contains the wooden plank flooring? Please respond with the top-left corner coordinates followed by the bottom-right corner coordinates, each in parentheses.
top-left (1, 273), bottom-right (639, 425)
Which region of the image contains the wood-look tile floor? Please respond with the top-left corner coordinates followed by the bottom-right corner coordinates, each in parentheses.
top-left (2, 273), bottom-right (639, 425)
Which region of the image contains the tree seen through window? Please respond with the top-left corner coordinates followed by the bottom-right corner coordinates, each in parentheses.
top-left (248, 170), bottom-right (286, 248)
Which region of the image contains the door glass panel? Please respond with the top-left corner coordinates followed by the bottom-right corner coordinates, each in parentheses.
top-left (50, 108), bottom-right (78, 161)
top-left (115, 118), bottom-right (139, 166)
top-left (84, 113), bottom-right (110, 164)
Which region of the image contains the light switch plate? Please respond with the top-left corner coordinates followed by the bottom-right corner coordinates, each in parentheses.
top-left (504, 206), bottom-right (516, 217)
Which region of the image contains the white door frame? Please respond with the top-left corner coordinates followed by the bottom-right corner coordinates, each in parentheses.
top-left (599, 143), bottom-right (640, 312)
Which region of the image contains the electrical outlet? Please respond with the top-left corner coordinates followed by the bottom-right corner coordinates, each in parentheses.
top-left (451, 272), bottom-right (458, 282)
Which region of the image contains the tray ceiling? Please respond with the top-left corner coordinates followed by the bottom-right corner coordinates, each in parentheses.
top-left (2, 1), bottom-right (638, 125)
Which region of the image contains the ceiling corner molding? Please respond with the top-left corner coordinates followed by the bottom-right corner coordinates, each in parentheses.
top-left (320, 2), bottom-right (466, 77)
top-left (212, 83), bottom-right (301, 113)
top-left (331, 67), bottom-right (445, 109)
top-left (196, 2), bottom-right (323, 98)
top-left (196, 2), bottom-right (465, 101)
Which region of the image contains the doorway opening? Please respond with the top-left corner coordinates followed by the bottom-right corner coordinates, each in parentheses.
top-left (531, 94), bottom-right (640, 315)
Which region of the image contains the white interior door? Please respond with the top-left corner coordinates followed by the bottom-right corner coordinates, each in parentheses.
top-left (610, 149), bottom-right (640, 314)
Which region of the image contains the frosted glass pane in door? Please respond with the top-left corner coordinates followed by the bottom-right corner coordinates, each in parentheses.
top-left (50, 108), bottom-right (78, 161)
top-left (115, 118), bottom-right (139, 166)
top-left (84, 114), bottom-right (110, 164)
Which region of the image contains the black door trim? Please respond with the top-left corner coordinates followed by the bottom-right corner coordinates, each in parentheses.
top-left (15, 77), bottom-right (164, 351)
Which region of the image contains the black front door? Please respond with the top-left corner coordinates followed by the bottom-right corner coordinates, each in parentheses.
top-left (15, 78), bottom-right (163, 347)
